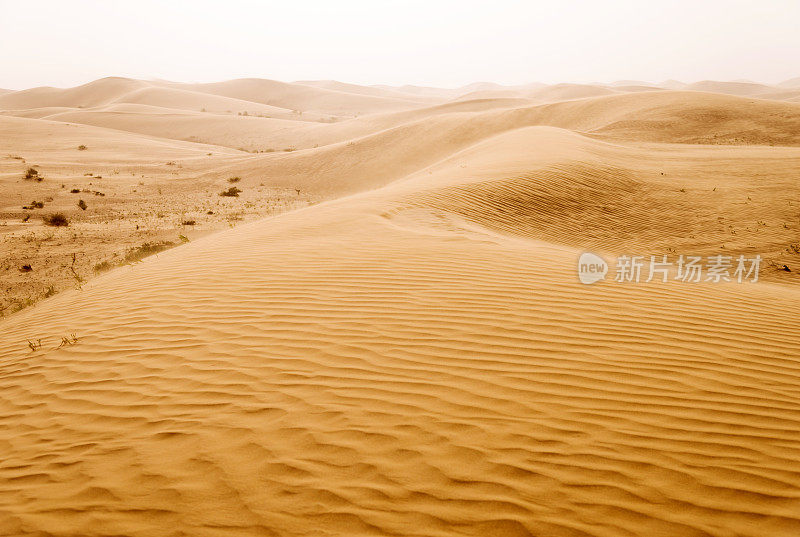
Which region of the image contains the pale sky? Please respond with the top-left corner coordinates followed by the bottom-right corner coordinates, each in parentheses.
top-left (1, 0), bottom-right (798, 90)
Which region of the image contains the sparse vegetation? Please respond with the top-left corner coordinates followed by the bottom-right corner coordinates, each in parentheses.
top-left (23, 201), bottom-right (45, 209)
top-left (3, 158), bottom-right (319, 318)
top-left (220, 186), bottom-right (242, 197)
top-left (24, 167), bottom-right (42, 181)
top-left (93, 260), bottom-right (113, 273)
top-left (123, 241), bottom-right (176, 264)
top-left (69, 253), bottom-right (84, 286)
top-left (43, 213), bottom-right (69, 227)
top-left (78, 145), bottom-right (87, 151)
top-left (58, 333), bottom-right (79, 348)
top-left (27, 339), bottom-right (42, 352)
top-left (227, 176), bottom-right (241, 183)
top-left (78, 199), bottom-right (87, 210)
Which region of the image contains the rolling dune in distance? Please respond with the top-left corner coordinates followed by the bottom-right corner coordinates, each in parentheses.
top-left (2, 76), bottom-right (800, 537)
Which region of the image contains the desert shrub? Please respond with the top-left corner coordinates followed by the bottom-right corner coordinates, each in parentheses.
top-left (78, 199), bottom-right (87, 210)
top-left (70, 188), bottom-right (80, 193)
top-left (43, 213), bottom-right (69, 227)
top-left (123, 241), bottom-right (175, 264)
top-left (227, 176), bottom-right (241, 183)
top-left (78, 145), bottom-right (87, 151)
top-left (181, 219), bottom-right (196, 226)
top-left (24, 167), bottom-right (42, 181)
top-left (219, 186), bottom-right (242, 197)
top-left (93, 260), bottom-right (113, 273)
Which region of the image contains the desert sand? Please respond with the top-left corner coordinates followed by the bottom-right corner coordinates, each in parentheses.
top-left (1, 77), bottom-right (800, 536)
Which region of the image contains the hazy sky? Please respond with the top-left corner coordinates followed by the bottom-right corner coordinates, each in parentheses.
top-left (1, 0), bottom-right (798, 90)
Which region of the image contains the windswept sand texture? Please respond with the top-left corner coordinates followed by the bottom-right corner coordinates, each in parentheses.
top-left (1, 77), bottom-right (800, 537)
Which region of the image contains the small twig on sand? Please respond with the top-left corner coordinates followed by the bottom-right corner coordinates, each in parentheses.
top-left (57, 333), bottom-right (79, 348)
top-left (70, 253), bottom-right (85, 288)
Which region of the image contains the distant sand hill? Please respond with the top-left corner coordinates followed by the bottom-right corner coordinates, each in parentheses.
top-left (1, 77), bottom-right (800, 537)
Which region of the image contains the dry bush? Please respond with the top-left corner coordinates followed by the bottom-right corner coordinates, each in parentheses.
top-left (43, 213), bottom-right (69, 227)
top-left (24, 167), bottom-right (42, 181)
top-left (219, 187), bottom-right (242, 197)
top-left (123, 241), bottom-right (175, 264)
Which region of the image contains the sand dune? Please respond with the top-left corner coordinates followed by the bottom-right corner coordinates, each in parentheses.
top-left (0, 77), bottom-right (149, 110)
top-left (2, 78), bottom-right (800, 537)
top-left (685, 80), bottom-right (777, 97)
top-left (111, 86), bottom-right (322, 119)
top-left (778, 77), bottom-right (800, 88)
top-left (531, 90), bottom-right (800, 145)
top-left (294, 80), bottom-right (442, 103)
top-left (0, 114), bottom-right (232, 160)
top-left (37, 104), bottom-right (336, 152)
top-left (0, 77), bottom-right (431, 121)
top-left (162, 78), bottom-right (428, 116)
top-left (17, 87), bottom-right (800, 159)
top-left (529, 83), bottom-right (618, 101)
top-left (2, 126), bottom-right (800, 536)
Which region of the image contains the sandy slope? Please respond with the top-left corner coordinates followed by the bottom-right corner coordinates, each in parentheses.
top-left (2, 122), bottom-right (800, 536)
top-left (779, 77), bottom-right (800, 89)
top-left (0, 77), bottom-right (433, 120)
top-left (2, 80), bottom-right (800, 537)
top-left (8, 88), bottom-right (799, 157)
top-left (0, 114), bottom-right (234, 161)
top-left (160, 79), bottom-right (429, 116)
top-left (294, 80), bottom-right (441, 104)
